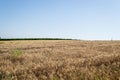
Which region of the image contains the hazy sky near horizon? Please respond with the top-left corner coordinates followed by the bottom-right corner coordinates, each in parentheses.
top-left (0, 0), bottom-right (120, 40)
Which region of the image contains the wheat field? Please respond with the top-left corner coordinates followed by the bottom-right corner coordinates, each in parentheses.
top-left (0, 40), bottom-right (120, 80)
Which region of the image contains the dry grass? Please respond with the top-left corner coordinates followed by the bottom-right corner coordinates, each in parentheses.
top-left (0, 40), bottom-right (120, 80)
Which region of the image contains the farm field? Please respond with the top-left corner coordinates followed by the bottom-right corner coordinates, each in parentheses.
top-left (0, 40), bottom-right (120, 80)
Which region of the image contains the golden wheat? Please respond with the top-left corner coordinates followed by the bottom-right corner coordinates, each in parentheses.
top-left (0, 40), bottom-right (120, 80)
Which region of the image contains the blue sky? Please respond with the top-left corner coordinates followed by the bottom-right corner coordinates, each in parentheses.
top-left (0, 0), bottom-right (120, 40)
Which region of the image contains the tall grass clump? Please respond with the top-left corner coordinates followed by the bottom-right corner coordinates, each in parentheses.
top-left (10, 48), bottom-right (23, 57)
top-left (9, 48), bottom-right (24, 63)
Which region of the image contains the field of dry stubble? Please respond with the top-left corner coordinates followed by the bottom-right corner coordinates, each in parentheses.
top-left (0, 40), bottom-right (120, 80)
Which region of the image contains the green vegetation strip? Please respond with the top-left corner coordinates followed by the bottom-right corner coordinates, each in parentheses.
top-left (0, 38), bottom-right (72, 41)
